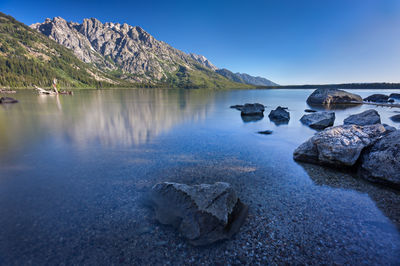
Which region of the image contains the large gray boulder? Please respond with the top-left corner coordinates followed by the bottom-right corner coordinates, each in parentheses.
top-left (343, 109), bottom-right (381, 126)
top-left (306, 88), bottom-right (362, 105)
top-left (268, 106), bottom-right (290, 123)
top-left (300, 111), bottom-right (335, 130)
top-left (293, 124), bottom-right (387, 167)
top-left (149, 182), bottom-right (248, 246)
top-left (359, 130), bottom-right (400, 189)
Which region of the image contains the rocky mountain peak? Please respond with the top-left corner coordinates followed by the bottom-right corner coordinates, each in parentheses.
top-left (190, 53), bottom-right (218, 71)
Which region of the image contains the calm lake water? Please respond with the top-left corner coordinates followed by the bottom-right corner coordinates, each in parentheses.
top-left (1, 88), bottom-right (400, 264)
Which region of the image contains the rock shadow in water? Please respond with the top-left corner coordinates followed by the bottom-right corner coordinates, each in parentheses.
top-left (299, 162), bottom-right (400, 229)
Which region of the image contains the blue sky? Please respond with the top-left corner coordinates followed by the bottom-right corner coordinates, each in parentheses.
top-left (1, 0), bottom-right (400, 84)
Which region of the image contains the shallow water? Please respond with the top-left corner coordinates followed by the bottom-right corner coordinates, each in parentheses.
top-left (1, 88), bottom-right (400, 264)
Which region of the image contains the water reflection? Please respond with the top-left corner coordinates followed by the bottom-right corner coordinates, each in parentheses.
top-left (0, 89), bottom-right (214, 155)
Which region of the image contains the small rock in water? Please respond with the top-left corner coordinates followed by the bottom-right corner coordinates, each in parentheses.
top-left (389, 93), bottom-right (400, 100)
top-left (268, 106), bottom-right (290, 124)
top-left (304, 109), bottom-right (317, 113)
top-left (390, 114), bottom-right (400, 123)
top-left (363, 94), bottom-right (390, 103)
top-left (149, 182), bottom-right (248, 246)
top-left (300, 111), bottom-right (335, 130)
top-left (0, 97), bottom-right (18, 104)
top-left (257, 130), bottom-right (273, 135)
top-left (240, 103), bottom-right (265, 116)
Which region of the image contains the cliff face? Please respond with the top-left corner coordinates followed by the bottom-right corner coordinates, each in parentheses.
top-left (31, 17), bottom-right (212, 83)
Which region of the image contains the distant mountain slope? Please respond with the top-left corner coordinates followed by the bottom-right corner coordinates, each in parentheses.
top-left (190, 53), bottom-right (218, 71)
top-left (216, 68), bottom-right (278, 86)
top-left (0, 12), bottom-right (129, 88)
top-left (31, 17), bottom-right (251, 89)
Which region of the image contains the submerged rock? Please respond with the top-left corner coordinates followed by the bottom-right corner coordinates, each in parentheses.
top-left (306, 88), bottom-right (362, 105)
top-left (293, 124), bottom-right (387, 167)
top-left (363, 94), bottom-right (389, 103)
top-left (343, 109), bottom-right (381, 126)
top-left (300, 111), bottom-right (335, 130)
top-left (149, 182), bottom-right (248, 246)
top-left (268, 106), bottom-right (290, 123)
top-left (390, 114), bottom-right (400, 123)
top-left (239, 103), bottom-right (265, 116)
top-left (0, 97), bottom-right (18, 104)
top-left (359, 130), bottom-right (400, 189)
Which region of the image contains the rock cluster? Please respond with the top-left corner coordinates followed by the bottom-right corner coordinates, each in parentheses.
top-left (363, 94), bottom-right (391, 103)
top-left (149, 182), bottom-right (248, 246)
top-left (293, 124), bottom-right (387, 167)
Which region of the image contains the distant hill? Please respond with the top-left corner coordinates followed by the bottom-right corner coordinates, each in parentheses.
top-left (216, 68), bottom-right (278, 86)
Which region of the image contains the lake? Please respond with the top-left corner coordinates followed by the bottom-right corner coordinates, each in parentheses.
top-left (1, 88), bottom-right (400, 264)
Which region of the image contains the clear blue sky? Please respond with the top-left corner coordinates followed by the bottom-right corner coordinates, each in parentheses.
top-left (1, 0), bottom-right (400, 85)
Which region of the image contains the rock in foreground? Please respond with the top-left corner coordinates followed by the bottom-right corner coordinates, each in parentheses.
top-left (300, 111), bottom-right (335, 130)
top-left (306, 88), bottom-right (362, 105)
top-left (359, 130), bottom-right (400, 189)
top-left (0, 97), bottom-right (18, 104)
top-left (268, 106), bottom-right (290, 123)
top-left (343, 109), bottom-right (381, 126)
top-left (293, 124), bottom-right (387, 167)
top-left (149, 182), bottom-right (248, 246)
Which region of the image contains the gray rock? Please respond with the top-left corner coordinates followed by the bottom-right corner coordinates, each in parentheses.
top-left (149, 182), bottom-right (248, 246)
top-left (306, 88), bottom-right (362, 105)
top-left (363, 94), bottom-right (389, 103)
top-left (240, 103), bottom-right (265, 116)
top-left (230, 105), bottom-right (243, 110)
top-left (389, 93), bottom-right (400, 100)
top-left (268, 106), bottom-right (290, 122)
top-left (390, 114), bottom-right (400, 123)
top-left (300, 112), bottom-right (335, 130)
top-left (343, 109), bottom-right (381, 126)
top-left (293, 124), bottom-right (387, 167)
top-left (0, 97), bottom-right (18, 104)
top-left (359, 130), bottom-right (400, 189)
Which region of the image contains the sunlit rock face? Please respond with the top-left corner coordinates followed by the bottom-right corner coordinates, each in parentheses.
top-left (30, 18), bottom-right (212, 82)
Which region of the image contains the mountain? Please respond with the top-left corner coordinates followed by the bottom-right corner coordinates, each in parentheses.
top-left (30, 17), bottom-right (251, 89)
top-left (0, 12), bottom-right (130, 88)
top-left (190, 53), bottom-right (218, 71)
top-left (216, 68), bottom-right (278, 86)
